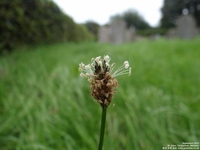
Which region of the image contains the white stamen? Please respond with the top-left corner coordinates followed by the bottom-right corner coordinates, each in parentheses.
top-left (80, 73), bottom-right (86, 78)
top-left (98, 61), bottom-right (102, 68)
top-left (125, 64), bottom-right (129, 69)
top-left (95, 56), bottom-right (101, 62)
top-left (85, 64), bottom-right (91, 70)
top-left (124, 61), bottom-right (129, 65)
top-left (129, 68), bottom-right (132, 76)
top-left (105, 62), bottom-right (109, 67)
top-left (79, 55), bottom-right (131, 79)
top-left (104, 55), bottom-right (111, 63)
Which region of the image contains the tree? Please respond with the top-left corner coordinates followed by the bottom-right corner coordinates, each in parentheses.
top-left (84, 21), bottom-right (100, 40)
top-left (123, 9), bottom-right (150, 30)
top-left (184, 0), bottom-right (200, 26)
top-left (111, 9), bottom-right (151, 30)
top-left (160, 0), bottom-right (200, 28)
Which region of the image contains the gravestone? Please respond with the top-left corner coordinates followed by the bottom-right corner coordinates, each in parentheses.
top-left (166, 28), bottom-right (177, 39)
top-left (110, 19), bottom-right (126, 44)
top-left (98, 26), bottom-right (111, 43)
top-left (98, 19), bottom-right (135, 44)
top-left (125, 27), bottom-right (135, 42)
top-left (176, 15), bottom-right (199, 39)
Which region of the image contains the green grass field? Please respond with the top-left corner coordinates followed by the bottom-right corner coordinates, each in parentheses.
top-left (0, 38), bottom-right (200, 150)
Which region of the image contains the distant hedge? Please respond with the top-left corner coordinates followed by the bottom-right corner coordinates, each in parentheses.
top-left (0, 0), bottom-right (92, 52)
top-left (136, 28), bottom-right (169, 36)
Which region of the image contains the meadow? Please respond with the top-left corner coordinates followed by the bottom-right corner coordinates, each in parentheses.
top-left (0, 38), bottom-right (200, 150)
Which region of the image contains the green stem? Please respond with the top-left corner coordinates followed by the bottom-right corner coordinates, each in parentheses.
top-left (98, 107), bottom-right (107, 150)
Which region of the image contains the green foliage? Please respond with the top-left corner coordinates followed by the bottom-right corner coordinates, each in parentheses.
top-left (136, 28), bottom-right (168, 36)
top-left (84, 21), bottom-right (100, 40)
top-left (161, 0), bottom-right (200, 28)
top-left (0, 39), bottom-right (200, 149)
top-left (111, 9), bottom-right (151, 29)
top-left (123, 9), bottom-right (150, 29)
top-left (0, 0), bottom-right (92, 52)
top-left (161, 0), bottom-right (182, 28)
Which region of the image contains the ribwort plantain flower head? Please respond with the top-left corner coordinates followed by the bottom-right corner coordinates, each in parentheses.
top-left (79, 55), bottom-right (131, 108)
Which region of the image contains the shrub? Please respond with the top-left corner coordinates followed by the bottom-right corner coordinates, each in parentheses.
top-left (0, 0), bottom-right (92, 52)
top-left (136, 28), bottom-right (169, 36)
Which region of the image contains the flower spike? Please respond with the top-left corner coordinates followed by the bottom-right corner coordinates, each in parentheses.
top-left (79, 55), bottom-right (131, 108)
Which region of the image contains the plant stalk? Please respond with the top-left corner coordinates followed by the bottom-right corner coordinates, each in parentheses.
top-left (98, 107), bottom-right (107, 150)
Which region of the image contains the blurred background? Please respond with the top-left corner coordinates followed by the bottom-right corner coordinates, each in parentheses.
top-left (0, 0), bottom-right (200, 150)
